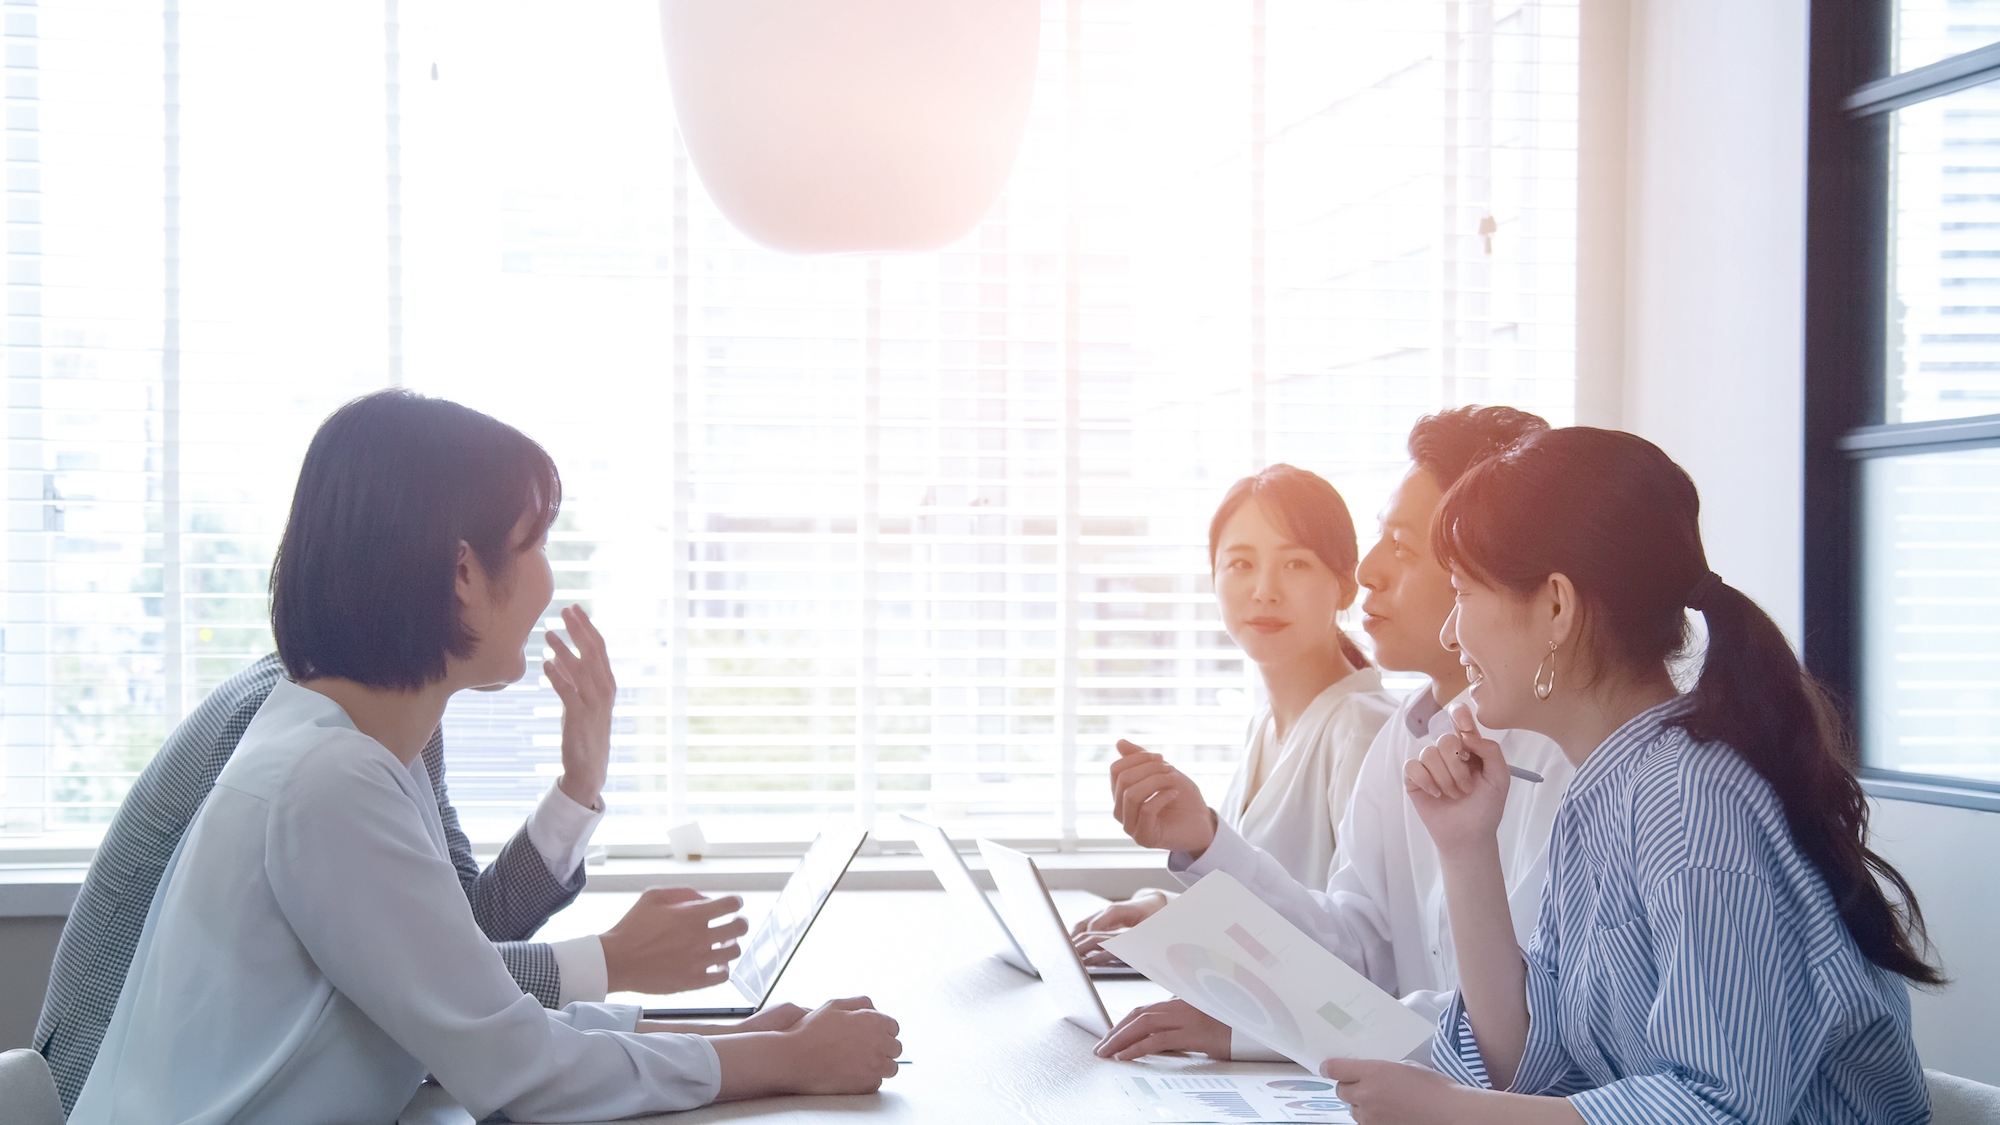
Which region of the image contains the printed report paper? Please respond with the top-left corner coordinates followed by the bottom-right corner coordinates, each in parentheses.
top-left (1117, 1074), bottom-right (1354, 1124)
top-left (1101, 871), bottom-right (1434, 1070)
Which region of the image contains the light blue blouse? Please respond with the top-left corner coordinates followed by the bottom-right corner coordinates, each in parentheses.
top-left (70, 680), bottom-right (722, 1125)
top-left (1435, 700), bottom-right (1927, 1124)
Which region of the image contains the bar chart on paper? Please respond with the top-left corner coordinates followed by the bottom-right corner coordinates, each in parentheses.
top-left (1118, 1074), bottom-right (1355, 1124)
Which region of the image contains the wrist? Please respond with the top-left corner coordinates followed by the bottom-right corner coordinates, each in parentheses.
top-left (556, 770), bottom-right (604, 811)
top-left (598, 932), bottom-right (627, 993)
top-left (1186, 807), bottom-right (1219, 860)
top-left (1434, 835), bottom-right (1503, 869)
top-left (711, 1031), bottom-right (794, 1101)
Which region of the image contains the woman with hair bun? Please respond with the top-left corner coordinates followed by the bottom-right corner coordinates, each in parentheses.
top-left (1075, 464), bottom-right (1398, 936)
top-left (1322, 427), bottom-right (1934, 1124)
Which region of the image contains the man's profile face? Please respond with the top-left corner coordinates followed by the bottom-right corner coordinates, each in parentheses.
top-left (1354, 467), bottom-right (1457, 678)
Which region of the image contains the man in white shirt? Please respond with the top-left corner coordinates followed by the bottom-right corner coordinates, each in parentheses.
top-left (1080, 405), bottom-right (1572, 1062)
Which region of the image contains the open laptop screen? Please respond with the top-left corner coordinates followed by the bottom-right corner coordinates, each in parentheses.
top-left (642, 825), bottom-right (867, 1019)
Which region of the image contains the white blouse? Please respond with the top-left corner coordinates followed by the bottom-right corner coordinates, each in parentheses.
top-left (1179, 684), bottom-right (1575, 1062)
top-left (1216, 667), bottom-right (1399, 890)
top-left (70, 680), bottom-right (722, 1125)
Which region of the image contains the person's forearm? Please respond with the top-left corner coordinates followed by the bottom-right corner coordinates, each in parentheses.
top-left (708, 1032), bottom-right (794, 1100)
top-left (1439, 839), bottom-right (1530, 1089)
top-left (1455, 1088), bottom-right (1587, 1124)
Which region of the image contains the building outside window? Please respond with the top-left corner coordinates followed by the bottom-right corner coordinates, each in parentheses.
top-left (1810, 0), bottom-right (2000, 804)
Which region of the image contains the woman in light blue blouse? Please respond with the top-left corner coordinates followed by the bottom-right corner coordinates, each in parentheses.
top-left (72, 390), bottom-right (903, 1125)
top-left (1321, 427), bottom-right (1937, 1124)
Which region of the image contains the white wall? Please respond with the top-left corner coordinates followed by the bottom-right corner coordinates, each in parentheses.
top-left (1869, 799), bottom-right (2000, 1084)
top-left (1601, 0), bottom-right (2000, 1086)
top-left (0, 916), bottom-right (60, 1050)
top-left (1615, 0), bottom-right (1808, 645)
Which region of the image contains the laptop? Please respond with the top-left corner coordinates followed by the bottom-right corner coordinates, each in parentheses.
top-left (641, 825), bottom-right (868, 1019)
top-left (902, 813), bottom-right (1143, 979)
top-left (977, 838), bottom-right (1152, 1037)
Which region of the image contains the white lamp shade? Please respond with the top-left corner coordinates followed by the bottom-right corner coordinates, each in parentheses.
top-left (660, 0), bottom-right (1041, 254)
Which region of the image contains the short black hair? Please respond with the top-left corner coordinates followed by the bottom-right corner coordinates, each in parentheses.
top-left (270, 389), bottom-right (561, 690)
top-left (1406, 404), bottom-right (1550, 489)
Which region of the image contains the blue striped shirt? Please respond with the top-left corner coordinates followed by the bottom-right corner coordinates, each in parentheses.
top-left (1435, 700), bottom-right (1927, 1124)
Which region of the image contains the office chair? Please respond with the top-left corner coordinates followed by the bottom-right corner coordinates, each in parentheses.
top-left (1932, 1068), bottom-right (2000, 1125)
top-left (0, 1049), bottom-right (62, 1125)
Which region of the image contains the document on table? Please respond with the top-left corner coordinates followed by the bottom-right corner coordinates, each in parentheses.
top-left (1117, 1074), bottom-right (1354, 1124)
top-left (1101, 871), bottom-right (1434, 1071)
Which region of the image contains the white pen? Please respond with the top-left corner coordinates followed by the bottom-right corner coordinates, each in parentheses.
top-left (1508, 765), bottom-right (1544, 783)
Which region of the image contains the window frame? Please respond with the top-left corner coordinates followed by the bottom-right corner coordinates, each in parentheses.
top-left (1805, 0), bottom-right (2000, 807)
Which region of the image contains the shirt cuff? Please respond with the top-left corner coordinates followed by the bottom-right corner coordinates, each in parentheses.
top-left (1433, 990), bottom-right (1493, 1089)
top-left (526, 781), bottom-right (606, 882)
top-left (1169, 820), bottom-right (1259, 888)
top-left (556, 1000), bottom-right (642, 1032)
top-left (551, 935), bottom-right (610, 1007)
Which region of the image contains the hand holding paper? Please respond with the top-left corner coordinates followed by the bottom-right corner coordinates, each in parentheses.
top-left (1101, 871), bottom-right (1434, 1071)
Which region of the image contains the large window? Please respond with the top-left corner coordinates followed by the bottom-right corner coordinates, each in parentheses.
top-left (2, 0), bottom-right (1579, 848)
top-left (1808, 0), bottom-right (2000, 800)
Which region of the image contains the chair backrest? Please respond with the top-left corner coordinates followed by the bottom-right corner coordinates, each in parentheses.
top-left (1931, 1068), bottom-right (2000, 1125)
top-left (0, 1049), bottom-right (63, 1125)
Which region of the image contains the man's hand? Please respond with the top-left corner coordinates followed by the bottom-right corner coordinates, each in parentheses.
top-left (1109, 739), bottom-right (1218, 855)
top-left (545, 604), bottom-right (614, 811)
top-left (1069, 889), bottom-right (1170, 965)
top-left (711, 997), bottom-right (902, 1100)
top-left (1093, 999), bottom-right (1230, 1060)
top-left (599, 887), bottom-right (748, 995)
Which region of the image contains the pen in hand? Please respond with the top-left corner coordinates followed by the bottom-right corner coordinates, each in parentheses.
top-left (1448, 703), bottom-right (1542, 784)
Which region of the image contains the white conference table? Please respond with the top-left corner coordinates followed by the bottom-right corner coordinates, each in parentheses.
top-left (402, 887), bottom-right (1314, 1124)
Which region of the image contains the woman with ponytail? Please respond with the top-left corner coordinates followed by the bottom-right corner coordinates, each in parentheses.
top-left (1321, 428), bottom-right (1934, 1124)
top-left (1077, 464), bottom-right (1398, 939)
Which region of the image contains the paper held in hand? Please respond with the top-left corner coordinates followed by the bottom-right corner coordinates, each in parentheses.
top-left (1101, 871), bottom-right (1435, 1070)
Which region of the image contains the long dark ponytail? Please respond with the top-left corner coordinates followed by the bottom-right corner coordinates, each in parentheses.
top-left (1432, 427), bottom-right (1941, 986)
top-left (1209, 464), bottom-right (1370, 670)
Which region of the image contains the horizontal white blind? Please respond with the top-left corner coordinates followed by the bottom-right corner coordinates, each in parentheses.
top-left (3, 0), bottom-right (1576, 848)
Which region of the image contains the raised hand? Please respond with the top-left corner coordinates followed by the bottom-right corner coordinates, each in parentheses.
top-left (1069, 890), bottom-right (1170, 965)
top-left (1403, 705), bottom-right (1511, 858)
top-left (1108, 739), bottom-right (1218, 855)
top-left (1093, 999), bottom-right (1230, 1060)
top-left (544, 604), bottom-right (616, 810)
top-left (598, 887), bottom-right (748, 995)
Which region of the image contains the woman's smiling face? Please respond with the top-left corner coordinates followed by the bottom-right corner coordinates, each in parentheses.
top-left (1441, 568), bottom-right (1550, 731)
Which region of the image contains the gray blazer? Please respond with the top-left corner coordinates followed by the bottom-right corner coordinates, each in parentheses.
top-left (33, 654), bottom-right (586, 1113)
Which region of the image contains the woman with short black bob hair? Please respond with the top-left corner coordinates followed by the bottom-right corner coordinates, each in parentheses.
top-left (71, 390), bottom-right (902, 1125)
top-left (270, 387), bottom-right (565, 690)
top-left (1320, 427), bottom-right (1933, 1124)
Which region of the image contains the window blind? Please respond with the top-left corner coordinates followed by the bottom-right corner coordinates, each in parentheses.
top-left (2, 0), bottom-right (1577, 849)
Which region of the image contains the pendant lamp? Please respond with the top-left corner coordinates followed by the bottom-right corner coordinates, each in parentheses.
top-left (660, 0), bottom-right (1041, 254)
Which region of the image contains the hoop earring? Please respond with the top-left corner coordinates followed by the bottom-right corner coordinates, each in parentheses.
top-left (1533, 640), bottom-right (1558, 700)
